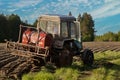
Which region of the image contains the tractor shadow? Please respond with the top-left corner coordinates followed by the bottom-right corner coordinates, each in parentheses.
top-left (70, 56), bottom-right (120, 80)
top-left (93, 59), bottom-right (120, 80)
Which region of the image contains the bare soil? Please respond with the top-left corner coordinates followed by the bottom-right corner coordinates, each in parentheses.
top-left (0, 43), bottom-right (40, 80)
top-left (83, 42), bottom-right (120, 53)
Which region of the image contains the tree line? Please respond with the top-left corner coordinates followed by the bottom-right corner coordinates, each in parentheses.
top-left (75, 12), bottom-right (120, 42)
top-left (0, 13), bottom-right (95, 42)
top-left (0, 14), bottom-right (33, 42)
top-left (95, 31), bottom-right (120, 41)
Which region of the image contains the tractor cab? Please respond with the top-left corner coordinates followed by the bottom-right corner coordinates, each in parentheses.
top-left (37, 14), bottom-right (81, 42)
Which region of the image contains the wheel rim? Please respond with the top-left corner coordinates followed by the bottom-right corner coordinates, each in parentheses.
top-left (88, 52), bottom-right (93, 64)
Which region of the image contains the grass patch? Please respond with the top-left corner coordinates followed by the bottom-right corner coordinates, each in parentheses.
top-left (22, 71), bottom-right (55, 80)
top-left (22, 67), bottom-right (79, 80)
top-left (22, 51), bottom-right (120, 80)
top-left (84, 51), bottom-right (120, 80)
top-left (55, 67), bottom-right (79, 80)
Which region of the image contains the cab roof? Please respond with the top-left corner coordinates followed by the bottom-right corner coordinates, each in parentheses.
top-left (39, 14), bottom-right (76, 22)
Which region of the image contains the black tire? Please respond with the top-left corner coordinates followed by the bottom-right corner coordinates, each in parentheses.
top-left (55, 49), bottom-right (73, 67)
top-left (61, 49), bottom-right (73, 66)
top-left (81, 49), bottom-right (94, 66)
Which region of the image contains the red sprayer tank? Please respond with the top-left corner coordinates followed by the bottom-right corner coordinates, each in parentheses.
top-left (22, 28), bottom-right (53, 48)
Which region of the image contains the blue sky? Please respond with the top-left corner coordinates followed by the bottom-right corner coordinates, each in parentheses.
top-left (0, 0), bottom-right (120, 35)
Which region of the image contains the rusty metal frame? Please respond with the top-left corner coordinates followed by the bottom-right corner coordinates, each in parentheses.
top-left (6, 41), bottom-right (48, 58)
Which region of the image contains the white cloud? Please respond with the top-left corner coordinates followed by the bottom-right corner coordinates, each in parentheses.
top-left (90, 0), bottom-right (120, 19)
top-left (96, 23), bottom-right (120, 35)
top-left (13, 0), bottom-right (43, 8)
top-left (18, 0), bottom-right (120, 24)
top-left (32, 0), bottom-right (89, 15)
top-left (8, 9), bottom-right (17, 12)
top-left (24, 0), bottom-right (103, 23)
top-left (104, 0), bottom-right (113, 3)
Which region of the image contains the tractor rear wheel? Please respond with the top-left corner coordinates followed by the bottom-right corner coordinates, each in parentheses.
top-left (81, 49), bottom-right (94, 66)
top-left (54, 48), bottom-right (73, 67)
top-left (59, 48), bottom-right (73, 67)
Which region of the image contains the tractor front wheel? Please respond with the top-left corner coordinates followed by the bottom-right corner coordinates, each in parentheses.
top-left (81, 49), bottom-right (94, 66)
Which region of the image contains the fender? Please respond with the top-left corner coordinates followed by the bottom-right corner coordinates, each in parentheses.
top-left (53, 39), bottom-right (74, 49)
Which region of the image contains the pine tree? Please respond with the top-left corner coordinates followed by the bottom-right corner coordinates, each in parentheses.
top-left (68, 11), bottom-right (72, 16)
top-left (33, 19), bottom-right (38, 27)
top-left (8, 14), bottom-right (21, 41)
top-left (80, 13), bottom-right (95, 41)
top-left (77, 13), bottom-right (81, 22)
top-left (0, 14), bottom-right (8, 42)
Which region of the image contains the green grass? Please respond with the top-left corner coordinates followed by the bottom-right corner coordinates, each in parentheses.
top-left (85, 51), bottom-right (120, 80)
top-left (55, 67), bottom-right (79, 80)
top-left (22, 67), bottom-right (79, 80)
top-left (22, 69), bottom-right (56, 80)
top-left (22, 51), bottom-right (120, 80)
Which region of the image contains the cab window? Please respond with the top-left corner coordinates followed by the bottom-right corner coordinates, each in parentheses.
top-left (61, 22), bottom-right (68, 37)
top-left (39, 21), bottom-right (59, 35)
top-left (39, 20), bottom-right (47, 32)
top-left (70, 22), bottom-right (76, 38)
top-left (47, 21), bottom-right (59, 35)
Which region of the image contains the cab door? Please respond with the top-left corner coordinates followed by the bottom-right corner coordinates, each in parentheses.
top-left (74, 21), bottom-right (81, 42)
top-left (70, 22), bottom-right (77, 39)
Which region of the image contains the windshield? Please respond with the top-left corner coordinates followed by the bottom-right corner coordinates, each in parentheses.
top-left (47, 21), bottom-right (59, 34)
top-left (39, 20), bottom-right (47, 32)
top-left (39, 20), bottom-right (59, 35)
